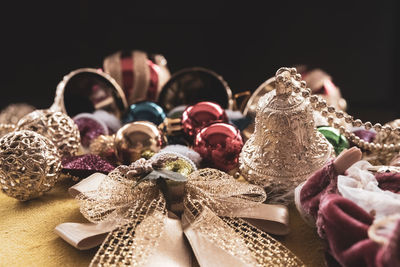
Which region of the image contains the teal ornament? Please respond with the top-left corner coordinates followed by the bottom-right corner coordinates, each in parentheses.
top-left (318, 126), bottom-right (349, 155)
top-left (123, 101), bottom-right (166, 125)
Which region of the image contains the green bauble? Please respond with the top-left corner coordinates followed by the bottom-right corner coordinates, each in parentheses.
top-left (318, 126), bottom-right (349, 155)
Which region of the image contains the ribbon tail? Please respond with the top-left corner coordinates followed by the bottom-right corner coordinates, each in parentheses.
top-left (182, 206), bottom-right (304, 267)
top-left (55, 220), bottom-right (118, 250)
top-left (145, 213), bottom-right (193, 267)
top-left (184, 228), bottom-right (250, 267)
top-left (90, 211), bottom-right (192, 267)
top-left (222, 217), bottom-right (305, 267)
top-left (182, 207), bottom-right (258, 267)
top-left (227, 203), bottom-right (290, 235)
top-left (69, 172), bottom-right (107, 197)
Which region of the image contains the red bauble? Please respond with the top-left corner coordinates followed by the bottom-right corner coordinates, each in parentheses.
top-left (194, 123), bottom-right (243, 172)
top-left (182, 101), bottom-right (228, 138)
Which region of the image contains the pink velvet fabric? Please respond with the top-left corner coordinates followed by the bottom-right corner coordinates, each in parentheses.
top-left (300, 161), bottom-right (400, 267)
top-left (376, 172), bottom-right (400, 194)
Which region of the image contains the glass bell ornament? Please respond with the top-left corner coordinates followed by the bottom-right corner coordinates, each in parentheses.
top-left (158, 67), bottom-right (233, 112)
top-left (51, 68), bottom-right (128, 119)
top-left (239, 67), bottom-right (333, 203)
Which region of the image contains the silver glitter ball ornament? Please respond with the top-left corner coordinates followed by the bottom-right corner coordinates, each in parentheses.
top-left (0, 130), bottom-right (62, 201)
top-left (16, 109), bottom-right (81, 157)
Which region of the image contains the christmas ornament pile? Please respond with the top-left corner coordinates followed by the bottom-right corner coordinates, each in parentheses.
top-left (1, 51), bottom-right (400, 266)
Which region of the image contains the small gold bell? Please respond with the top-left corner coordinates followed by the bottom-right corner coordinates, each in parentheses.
top-left (239, 67), bottom-right (333, 203)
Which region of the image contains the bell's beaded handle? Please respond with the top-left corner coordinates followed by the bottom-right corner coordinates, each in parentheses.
top-left (276, 67), bottom-right (400, 153)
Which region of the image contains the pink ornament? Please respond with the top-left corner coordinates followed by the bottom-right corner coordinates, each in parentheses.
top-left (182, 101), bottom-right (228, 138)
top-left (62, 154), bottom-right (115, 178)
top-left (193, 123), bottom-right (243, 172)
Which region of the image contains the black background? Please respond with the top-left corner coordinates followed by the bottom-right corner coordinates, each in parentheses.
top-left (1, 1), bottom-right (399, 122)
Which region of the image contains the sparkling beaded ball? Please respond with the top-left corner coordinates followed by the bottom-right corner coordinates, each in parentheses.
top-left (16, 109), bottom-right (81, 157)
top-left (0, 130), bottom-right (62, 201)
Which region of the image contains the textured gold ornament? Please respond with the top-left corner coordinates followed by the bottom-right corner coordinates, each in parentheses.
top-left (0, 103), bottom-right (35, 125)
top-left (0, 103), bottom-right (35, 137)
top-left (16, 109), bottom-right (81, 157)
top-left (239, 67), bottom-right (333, 203)
top-left (114, 121), bottom-right (167, 164)
top-left (0, 130), bottom-right (62, 201)
top-left (89, 134), bottom-right (117, 163)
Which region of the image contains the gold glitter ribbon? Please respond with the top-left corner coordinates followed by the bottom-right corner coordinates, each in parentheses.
top-left (56, 168), bottom-right (304, 267)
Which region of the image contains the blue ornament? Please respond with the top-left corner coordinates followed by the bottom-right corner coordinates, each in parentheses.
top-left (123, 102), bottom-right (166, 125)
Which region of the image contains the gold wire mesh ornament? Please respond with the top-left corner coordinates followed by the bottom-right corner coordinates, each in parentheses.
top-left (0, 103), bottom-right (35, 137)
top-left (239, 67), bottom-right (333, 203)
top-left (0, 103), bottom-right (35, 125)
top-left (16, 109), bottom-right (81, 157)
top-left (0, 130), bottom-right (62, 201)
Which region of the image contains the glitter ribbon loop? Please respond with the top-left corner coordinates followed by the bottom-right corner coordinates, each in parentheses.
top-left (184, 168), bottom-right (267, 220)
top-left (56, 166), bottom-right (304, 266)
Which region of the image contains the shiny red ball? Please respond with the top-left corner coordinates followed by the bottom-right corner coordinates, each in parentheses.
top-left (181, 101), bottom-right (228, 138)
top-left (194, 123), bottom-right (243, 172)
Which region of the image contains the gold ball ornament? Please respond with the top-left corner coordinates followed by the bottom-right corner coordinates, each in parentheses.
top-left (0, 130), bottom-right (62, 201)
top-left (114, 121), bottom-right (166, 164)
top-left (89, 134), bottom-right (117, 164)
top-left (0, 103), bottom-right (35, 137)
top-left (0, 103), bottom-right (35, 125)
top-left (16, 109), bottom-right (80, 157)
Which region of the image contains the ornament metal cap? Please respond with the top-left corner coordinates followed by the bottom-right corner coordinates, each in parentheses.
top-left (239, 67), bottom-right (333, 203)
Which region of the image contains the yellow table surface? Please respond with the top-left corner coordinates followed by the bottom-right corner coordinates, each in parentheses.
top-left (0, 178), bottom-right (325, 267)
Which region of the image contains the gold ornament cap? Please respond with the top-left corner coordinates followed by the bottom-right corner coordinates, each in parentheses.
top-left (239, 67), bottom-right (333, 203)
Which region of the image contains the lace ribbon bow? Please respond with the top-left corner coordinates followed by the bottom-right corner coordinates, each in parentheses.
top-left (56, 157), bottom-right (304, 267)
